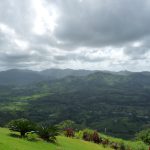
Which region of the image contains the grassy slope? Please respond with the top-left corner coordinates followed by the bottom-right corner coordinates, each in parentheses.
top-left (0, 128), bottom-right (112, 150)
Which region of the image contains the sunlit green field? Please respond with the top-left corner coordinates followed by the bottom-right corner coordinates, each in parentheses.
top-left (0, 128), bottom-right (112, 150)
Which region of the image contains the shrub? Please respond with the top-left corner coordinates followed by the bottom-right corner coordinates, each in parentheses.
top-left (75, 130), bottom-right (83, 139)
top-left (64, 128), bottom-right (75, 137)
top-left (83, 131), bottom-right (92, 141)
top-left (136, 128), bottom-right (150, 145)
top-left (82, 129), bottom-right (102, 144)
top-left (102, 139), bottom-right (109, 147)
top-left (58, 120), bottom-right (76, 130)
top-left (111, 142), bottom-right (119, 150)
top-left (92, 131), bottom-right (101, 144)
top-left (8, 118), bottom-right (35, 137)
top-left (27, 133), bottom-right (38, 141)
top-left (37, 125), bottom-right (59, 142)
top-left (82, 128), bottom-right (94, 141)
top-left (119, 142), bottom-right (126, 150)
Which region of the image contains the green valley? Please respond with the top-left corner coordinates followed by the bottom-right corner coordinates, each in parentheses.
top-left (0, 70), bottom-right (150, 139)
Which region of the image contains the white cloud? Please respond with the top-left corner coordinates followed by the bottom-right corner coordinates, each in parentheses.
top-left (32, 0), bottom-right (58, 35)
top-left (0, 0), bottom-right (150, 71)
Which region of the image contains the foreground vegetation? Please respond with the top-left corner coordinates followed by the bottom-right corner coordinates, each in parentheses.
top-left (0, 128), bottom-right (112, 150)
top-left (0, 118), bottom-right (148, 150)
top-left (0, 127), bottom-right (149, 150)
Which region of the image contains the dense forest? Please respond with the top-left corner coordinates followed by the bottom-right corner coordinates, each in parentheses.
top-left (0, 69), bottom-right (150, 139)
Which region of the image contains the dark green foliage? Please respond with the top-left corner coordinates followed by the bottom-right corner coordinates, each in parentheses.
top-left (1, 71), bottom-right (150, 139)
top-left (8, 118), bottom-right (35, 137)
top-left (119, 142), bottom-right (126, 150)
top-left (26, 133), bottom-right (38, 141)
top-left (26, 72), bottom-right (150, 139)
top-left (37, 125), bottom-right (59, 142)
top-left (58, 120), bottom-right (76, 130)
top-left (136, 128), bottom-right (150, 145)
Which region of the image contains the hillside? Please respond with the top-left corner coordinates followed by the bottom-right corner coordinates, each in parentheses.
top-left (0, 128), bottom-right (112, 150)
top-left (0, 69), bottom-right (94, 85)
top-left (0, 69), bottom-right (150, 139)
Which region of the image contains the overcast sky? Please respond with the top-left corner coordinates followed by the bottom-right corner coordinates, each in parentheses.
top-left (0, 0), bottom-right (150, 71)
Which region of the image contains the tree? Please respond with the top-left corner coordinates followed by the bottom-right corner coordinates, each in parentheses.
top-left (136, 128), bottom-right (150, 145)
top-left (8, 118), bottom-right (35, 137)
top-left (58, 120), bottom-right (76, 130)
top-left (37, 125), bottom-right (59, 142)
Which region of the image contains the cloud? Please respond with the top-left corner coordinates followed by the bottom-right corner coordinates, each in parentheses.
top-left (53, 0), bottom-right (150, 47)
top-left (0, 0), bottom-right (150, 71)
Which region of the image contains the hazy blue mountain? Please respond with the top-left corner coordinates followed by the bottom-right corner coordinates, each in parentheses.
top-left (0, 69), bottom-right (43, 85)
top-left (0, 69), bottom-right (95, 85)
top-left (39, 68), bottom-right (95, 79)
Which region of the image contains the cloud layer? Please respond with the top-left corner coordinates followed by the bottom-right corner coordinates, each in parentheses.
top-left (0, 0), bottom-right (150, 71)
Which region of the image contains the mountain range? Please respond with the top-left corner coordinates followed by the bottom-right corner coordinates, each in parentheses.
top-left (0, 69), bottom-right (149, 139)
top-left (0, 69), bottom-right (95, 85)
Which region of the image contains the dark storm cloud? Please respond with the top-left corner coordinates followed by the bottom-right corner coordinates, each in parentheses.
top-left (124, 46), bottom-right (148, 58)
top-left (53, 0), bottom-right (150, 48)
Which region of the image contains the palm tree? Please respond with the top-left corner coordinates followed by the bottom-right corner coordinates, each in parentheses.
top-left (37, 125), bottom-right (59, 142)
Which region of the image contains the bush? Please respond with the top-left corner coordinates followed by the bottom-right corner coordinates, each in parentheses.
top-left (75, 130), bottom-right (83, 139)
top-left (110, 142), bottom-right (119, 150)
top-left (119, 142), bottom-right (126, 150)
top-left (92, 131), bottom-right (101, 144)
top-left (8, 118), bottom-right (35, 137)
top-left (132, 141), bottom-right (148, 150)
top-left (64, 128), bottom-right (75, 137)
top-left (102, 139), bottom-right (109, 147)
top-left (37, 125), bottom-right (59, 142)
top-left (136, 128), bottom-right (150, 145)
top-left (58, 120), bottom-right (76, 130)
top-left (82, 129), bottom-right (102, 144)
top-left (83, 131), bottom-right (92, 141)
top-left (27, 133), bottom-right (38, 141)
top-left (82, 128), bottom-right (94, 141)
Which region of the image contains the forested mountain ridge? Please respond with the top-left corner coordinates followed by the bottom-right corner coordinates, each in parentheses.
top-left (0, 69), bottom-right (150, 139)
top-left (0, 69), bottom-right (95, 85)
